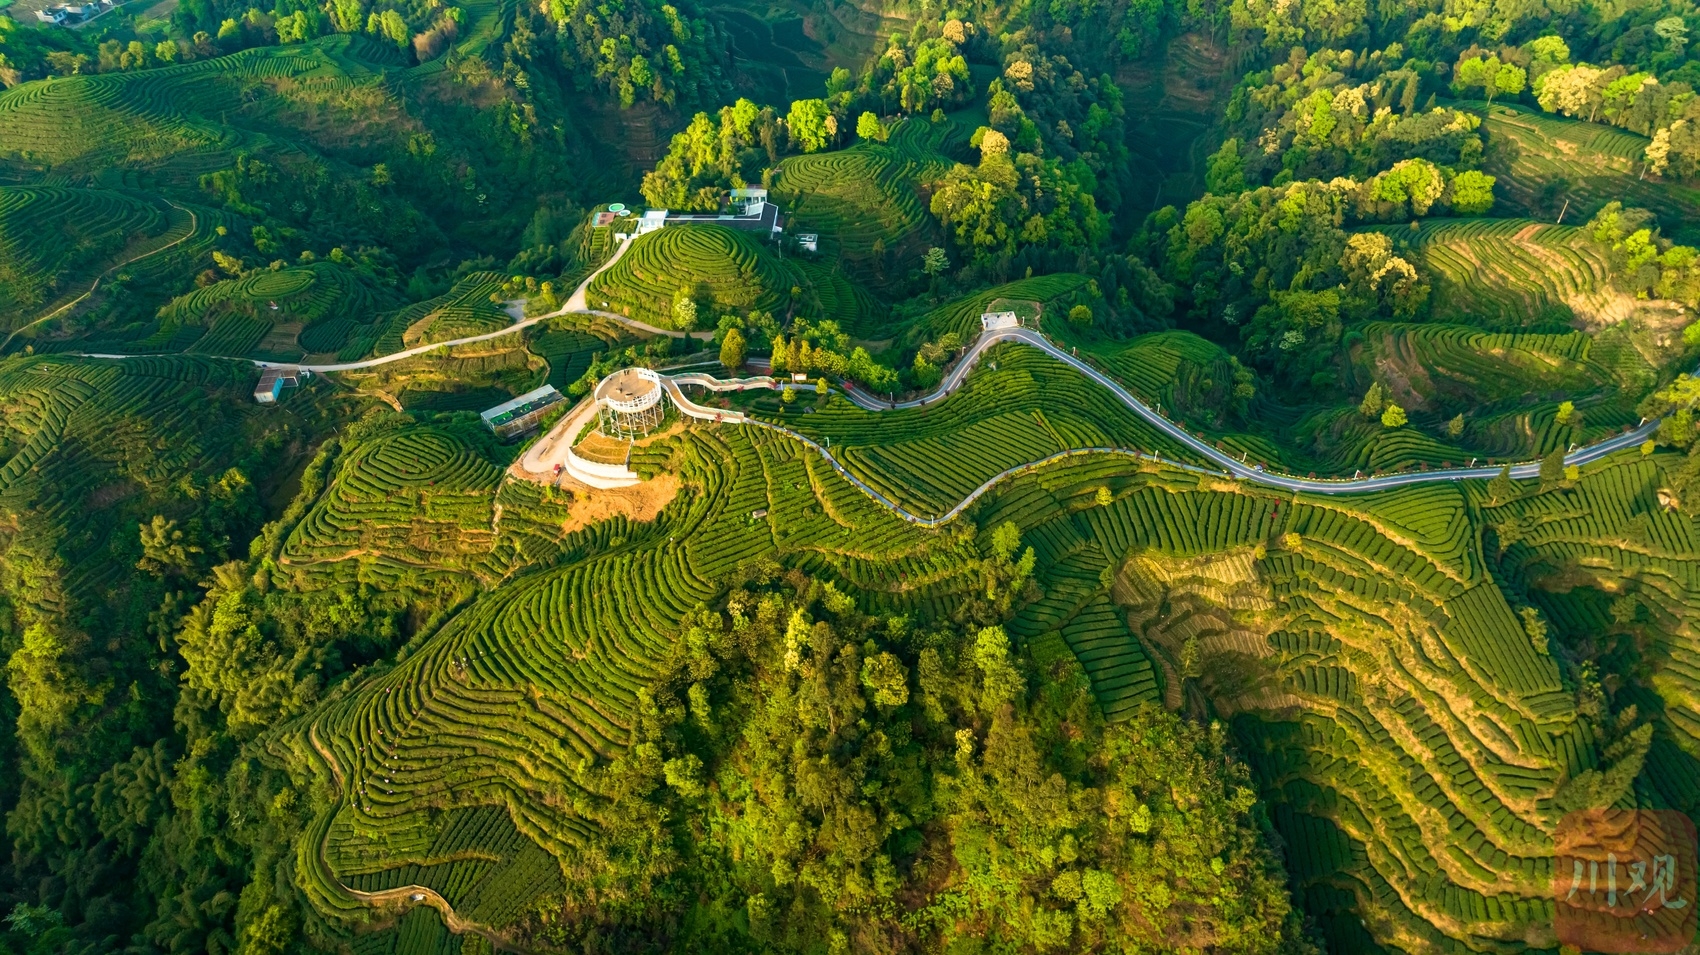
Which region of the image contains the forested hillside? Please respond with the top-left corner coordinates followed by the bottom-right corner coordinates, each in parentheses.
top-left (1, 0), bottom-right (1699, 948)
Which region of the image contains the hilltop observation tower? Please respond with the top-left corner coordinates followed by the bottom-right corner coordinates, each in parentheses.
top-left (595, 367), bottom-right (666, 438)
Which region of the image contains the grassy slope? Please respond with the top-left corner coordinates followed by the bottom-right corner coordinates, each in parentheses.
top-left (1115, 30), bottom-right (1241, 219)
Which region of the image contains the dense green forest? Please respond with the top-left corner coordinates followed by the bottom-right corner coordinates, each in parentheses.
top-left (2, 0), bottom-right (1700, 947)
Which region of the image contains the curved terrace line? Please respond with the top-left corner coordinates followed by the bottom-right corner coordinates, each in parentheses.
top-left (244, 238), bottom-right (712, 372)
top-left (82, 236), bottom-right (704, 376)
top-left (859, 325), bottom-right (1664, 492)
top-left (304, 725), bottom-right (524, 952)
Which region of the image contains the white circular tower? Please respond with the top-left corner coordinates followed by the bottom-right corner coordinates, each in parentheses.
top-left (594, 367), bottom-right (666, 438)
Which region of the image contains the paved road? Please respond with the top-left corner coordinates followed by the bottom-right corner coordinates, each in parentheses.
top-left (214, 239), bottom-right (706, 374)
top-left (564, 241), bottom-right (715, 341)
top-left (822, 325), bottom-right (1666, 495)
top-left (70, 242), bottom-right (1671, 501)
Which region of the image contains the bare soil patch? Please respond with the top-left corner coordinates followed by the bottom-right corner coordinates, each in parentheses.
top-left (89, 481), bottom-right (136, 508)
top-left (557, 472), bottom-right (681, 535)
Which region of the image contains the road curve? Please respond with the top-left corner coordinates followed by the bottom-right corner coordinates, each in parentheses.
top-left (70, 265), bottom-right (1672, 501)
top-left (236, 239), bottom-right (638, 373)
top-left (816, 325), bottom-right (1667, 495)
top-left (227, 239), bottom-right (713, 373)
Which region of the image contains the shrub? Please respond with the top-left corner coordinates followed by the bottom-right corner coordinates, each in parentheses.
top-left (719, 327), bottom-right (746, 372)
top-left (1450, 170), bottom-right (1497, 215)
top-left (856, 111), bottom-right (886, 142)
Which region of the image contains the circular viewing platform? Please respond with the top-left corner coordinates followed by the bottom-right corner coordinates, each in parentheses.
top-left (595, 367), bottom-right (666, 438)
top-left (594, 367), bottom-right (663, 413)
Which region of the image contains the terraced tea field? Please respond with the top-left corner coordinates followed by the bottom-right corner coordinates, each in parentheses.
top-left (774, 146), bottom-right (924, 252)
top-left (905, 272), bottom-right (1093, 345)
top-left (1490, 457), bottom-right (1700, 787)
top-left (1358, 319), bottom-right (1615, 403)
top-left (294, 427), bottom-right (948, 918)
top-left (123, 262), bottom-right (402, 360)
top-left (133, 281), bottom-right (1677, 954)
top-left (346, 906), bottom-right (477, 955)
top-left (772, 115), bottom-right (962, 288)
top-left (1096, 329), bottom-right (1249, 425)
top-left (986, 463), bottom-right (1594, 955)
top-left (0, 187), bottom-right (226, 339)
top-left (7, 24), bottom-right (1697, 953)
top-left (771, 344), bottom-right (1210, 518)
top-left (280, 423), bottom-right (509, 582)
top-left (1367, 217), bottom-right (1646, 328)
top-left (1232, 455), bottom-right (1699, 954)
top-left (528, 324), bottom-right (625, 390)
top-left (587, 226), bottom-right (793, 327)
top-left (331, 803), bottom-right (565, 931)
top-left (1116, 31), bottom-right (1236, 210)
top-left (1330, 318), bottom-right (1659, 467)
top-left (276, 389), bottom-right (1654, 955)
top-left (0, 37), bottom-right (458, 358)
top-left (336, 272), bottom-right (514, 362)
top-left (0, 354), bottom-right (273, 614)
top-left (0, 44), bottom-right (354, 184)
top-left (1472, 102), bottom-right (1700, 236)
top-left (396, 274), bottom-right (512, 350)
top-left (788, 256), bottom-right (886, 336)
top-left (328, 335), bottom-right (545, 419)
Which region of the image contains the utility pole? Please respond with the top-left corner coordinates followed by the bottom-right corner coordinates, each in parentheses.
top-left (1556, 198), bottom-right (1570, 225)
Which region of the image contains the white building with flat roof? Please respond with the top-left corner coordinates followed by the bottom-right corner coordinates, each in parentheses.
top-left (624, 191), bottom-right (785, 238)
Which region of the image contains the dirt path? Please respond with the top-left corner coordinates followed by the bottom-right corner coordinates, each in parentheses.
top-left (307, 724), bottom-right (531, 951)
top-left (3, 201), bottom-right (200, 352)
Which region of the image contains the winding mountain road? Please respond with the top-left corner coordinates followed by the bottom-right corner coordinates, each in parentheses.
top-left (214, 238), bottom-right (711, 374)
top-left (237, 238), bottom-right (639, 373)
top-left (643, 318), bottom-right (1674, 525)
top-left (828, 325), bottom-right (1666, 495)
top-left (67, 231), bottom-right (1673, 501)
